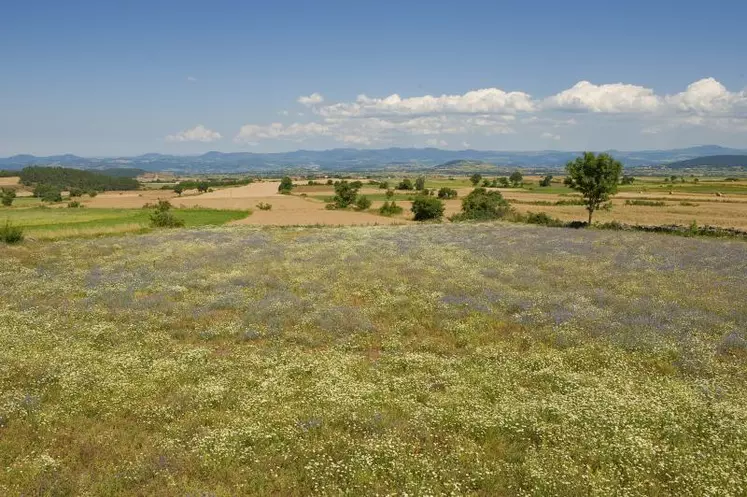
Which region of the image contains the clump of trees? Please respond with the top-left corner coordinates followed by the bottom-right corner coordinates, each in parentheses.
top-left (397, 178), bottom-right (414, 190)
top-left (411, 195), bottom-right (444, 221)
top-left (378, 201), bottom-right (403, 216)
top-left (19, 166), bottom-right (138, 192)
top-left (564, 152), bottom-right (622, 224)
top-left (278, 176), bottom-right (294, 194)
top-left (1, 188), bottom-right (16, 207)
top-left (450, 188), bottom-right (512, 221)
top-left (539, 175), bottom-right (553, 187)
top-left (621, 175), bottom-right (635, 185)
top-left (33, 184), bottom-right (63, 202)
top-left (509, 171), bottom-right (523, 187)
top-left (437, 187), bottom-right (458, 199)
top-left (149, 200), bottom-right (185, 228)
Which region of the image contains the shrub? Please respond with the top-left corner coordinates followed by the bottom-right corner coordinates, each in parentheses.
top-left (397, 179), bottom-right (414, 190)
top-left (497, 177), bottom-right (509, 187)
top-left (150, 201), bottom-right (185, 228)
top-left (411, 195), bottom-right (444, 221)
top-left (354, 196), bottom-right (372, 211)
top-left (451, 188), bottom-right (512, 221)
top-left (437, 187), bottom-right (458, 199)
top-left (67, 201), bottom-right (83, 208)
top-left (1, 188), bottom-right (16, 207)
top-left (378, 201), bottom-right (403, 216)
top-left (173, 184), bottom-right (184, 196)
top-left (197, 181), bottom-right (209, 193)
top-left (539, 175), bottom-right (553, 187)
top-left (331, 181), bottom-right (360, 208)
top-left (278, 176), bottom-right (294, 194)
top-left (621, 175), bottom-right (636, 185)
top-left (88, 190), bottom-right (98, 198)
top-left (256, 202), bottom-right (272, 211)
top-left (415, 176), bottom-right (426, 191)
top-left (69, 187), bottom-right (84, 197)
top-left (469, 173), bottom-right (482, 186)
top-left (326, 179), bottom-right (334, 185)
top-left (525, 212), bottom-right (564, 227)
top-left (625, 199), bottom-right (665, 207)
top-left (379, 181), bottom-right (389, 189)
top-left (385, 189), bottom-right (395, 199)
top-left (0, 221), bottom-right (24, 244)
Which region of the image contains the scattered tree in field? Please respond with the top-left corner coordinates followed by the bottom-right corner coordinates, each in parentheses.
top-left (378, 201), bottom-right (403, 216)
top-left (385, 189), bottom-right (395, 199)
top-left (539, 175), bottom-right (553, 187)
top-left (326, 179), bottom-right (334, 185)
top-left (437, 187), bottom-right (458, 199)
top-left (150, 200), bottom-right (185, 228)
top-left (470, 173), bottom-right (482, 186)
top-left (1, 188), bottom-right (16, 207)
top-left (278, 176), bottom-right (294, 194)
top-left (331, 180), bottom-right (360, 208)
top-left (565, 152), bottom-right (623, 224)
top-left (173, 184), bottom-right (184, 196)
top-left (621, 175), bottom-right (635, 185)
top-left (451, 188), bottom-right (511, 221)
top-left (354, 195), bottom-right (372, 211)
top-left (197, 181), bottom-right (210, 193)
top-left (415, 176), bottom-right (426, 191)
top-left (350, 180), bottom-right (363, 189)
top-left (397, 178), bottom-right (414, 190)
top-left (379, 180), bottom-right (389, 189)
top-left (509, 171), bottom-right (523, 187)
top-left (411, 195), bottom-right (444, 221)
top-left (69, 187), bottom-right (84, 197)
top-left (497, 177), bottom-right (509, 187)
top-left (482, 179), bottom-right (492, 188)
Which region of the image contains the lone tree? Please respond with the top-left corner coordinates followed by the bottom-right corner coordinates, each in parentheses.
top-left (278, 176), bottom-right (294, 194)
top-left (470, 173), bottom-right (482, 186)
top-left (509, 171), bottom-right (523, 187)
top-left (565, 152), bottom-right (623, 224)
top-left (1, 188), bottom-right (16, 207)
top-left (415, 176), bottom-right (426, 191)
top-left (173, 184), bottom-right (184, 196)
top-left (411, 195), bottom-right (444, 221)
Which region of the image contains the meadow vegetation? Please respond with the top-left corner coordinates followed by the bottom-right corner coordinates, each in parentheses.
top-left (0, 224), bottom-right (745, 495)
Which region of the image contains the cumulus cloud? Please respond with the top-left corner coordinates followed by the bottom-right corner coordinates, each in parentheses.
top-left (166, 125), bottom-right (221, 143)
top-left (544, 81), bottom-right (661, 113)
top-left (317, 88), bottom-right (535, 118)
top-left (298, 93), bottom-right (324, 106)
top-left (234, 78), bottom-right (747, 147)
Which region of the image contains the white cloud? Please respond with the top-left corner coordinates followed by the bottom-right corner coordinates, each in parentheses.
top-left (186, 76), bottom-right (197, 83)
top-left (278, 110), bottom-right (289, 116)
top-left (425, 138), bottom-right (448, 147)
top-left (166, 125), bottom-right (221, 143)
top-left (298, 93), bottom-right (324, 106)
top-left (544, 81), bottom-right (661, 113)
top-left (234, 122), bottom-right (330, 142)
top-left (541, 132), bottom-right (561, 141)
top-left (665, 78), bottom-right (747, 116)
top-left (317, 88), bottom-right (535, 118)
top-left (461, 141), bottom-right (471, 148)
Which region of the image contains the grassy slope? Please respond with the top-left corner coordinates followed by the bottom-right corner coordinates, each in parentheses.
top-left (1, 207), bottom-right (249, 239)
top-left (0, 224), bottom-right (745, 495)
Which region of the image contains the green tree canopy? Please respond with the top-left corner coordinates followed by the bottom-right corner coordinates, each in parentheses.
top-left (565, 152), bottom-right (623, 224)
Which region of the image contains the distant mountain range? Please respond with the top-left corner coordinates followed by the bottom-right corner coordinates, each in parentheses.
top-left (664, 155), bottom-right (747, 169)
top-left (1, 145), bottom-right (746, 173)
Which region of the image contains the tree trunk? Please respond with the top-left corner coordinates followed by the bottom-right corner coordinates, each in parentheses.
top-left (588, 208), bottom-right (593, 225)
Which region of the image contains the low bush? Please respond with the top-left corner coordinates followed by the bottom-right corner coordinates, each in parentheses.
top-left (450, 188), bottom-right (512, 221)
top-left (354, 196), bottom-right (372, 211)
top-left (525, 211), bottom-right (565, 227)
top-left (256, 202), bottom-right (273, 211)
top-left (0, 221), bottom-right (24, 244)
top-left (1, 188), bottom-right (16, 207)
top-left (378, 201), bottom-right (403, 216)
top-left (437, 187), bottom-right (458, 199)
top-left (149, 200), bottom-right (185, 228)
top-left (625, 199), bottom-right (666, 207)
top-left (67, 201), bottom-right (83, 208)
top-left (411, 195), bottom-right (444, 221)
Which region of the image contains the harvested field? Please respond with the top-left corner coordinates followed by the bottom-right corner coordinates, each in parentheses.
top-left (0, 176), bottom-right (20, 186)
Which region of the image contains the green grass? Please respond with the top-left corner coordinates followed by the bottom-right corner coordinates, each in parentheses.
top-left (1, 207), bottom-right (249, 239)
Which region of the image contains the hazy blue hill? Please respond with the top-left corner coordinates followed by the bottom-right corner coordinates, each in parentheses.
top-left (665, 155), bottom-right (747, 168)
top-left (2, 145), bottom-right (746, 172)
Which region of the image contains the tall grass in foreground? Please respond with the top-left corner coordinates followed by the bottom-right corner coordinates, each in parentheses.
top-left (0, 223), bottom-right (745, 495)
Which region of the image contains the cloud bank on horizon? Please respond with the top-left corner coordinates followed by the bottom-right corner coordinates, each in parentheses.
top-left (166, 78), bottom-right (747, 150)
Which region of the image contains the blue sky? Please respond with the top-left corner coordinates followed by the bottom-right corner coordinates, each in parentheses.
top-left (1, 0), bottom-right (746, 156)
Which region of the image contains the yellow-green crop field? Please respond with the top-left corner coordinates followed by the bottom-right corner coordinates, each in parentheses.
top-left (1, 223), bottom-right (746, 495)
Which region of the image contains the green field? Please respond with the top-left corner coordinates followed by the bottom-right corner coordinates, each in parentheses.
top-left (1, 207), bottom-right (250, 239)
top-left (1, 224), bottom-right (745, 495)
